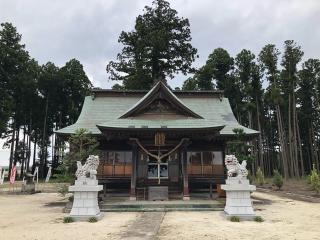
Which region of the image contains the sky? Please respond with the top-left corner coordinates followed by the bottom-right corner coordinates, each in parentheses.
top-left (0, 0), bottom-right (320, 166)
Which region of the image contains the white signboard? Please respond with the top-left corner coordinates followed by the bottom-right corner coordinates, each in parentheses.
top-left (0, 167), bottom-right (4, 184)
top-left (33, 166), bottom-right (39, 183)
top-left (45, 166), bottom-right (52, 183)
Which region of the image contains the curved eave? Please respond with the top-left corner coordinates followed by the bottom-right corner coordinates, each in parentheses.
top-left (219, 132), bottom-right (260, 140)
top-left (96, 125), bottom-right (225, 133)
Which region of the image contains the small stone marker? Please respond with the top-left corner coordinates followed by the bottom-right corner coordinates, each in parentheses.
top-left (221, 155), bottom-right (256, 219)
top-left (21, 173), bottom-right (36, 194)
top-left (68, 155), bottom-right (103, 221)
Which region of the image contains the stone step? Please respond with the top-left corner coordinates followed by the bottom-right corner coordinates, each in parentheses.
top-left (66, 201), bottom-right (224, 213)
top-left (99, 207), bottom-right (224, 212)
top-left (100, 203), bottom-right (222, 209)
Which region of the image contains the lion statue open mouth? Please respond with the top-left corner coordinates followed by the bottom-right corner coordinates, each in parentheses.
top-left (225, 155), bottom-right (248, 179)
top-left (75, 155), bottom-right (100, 179)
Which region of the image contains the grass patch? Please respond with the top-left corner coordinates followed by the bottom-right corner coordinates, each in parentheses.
top-left (88, 217), bottom-right (98, 223)
top-left (254, 216), bottom-right (264, 222)
top-left (63, 216), bottom-right (74, 223)
top-left (229, 216), bottom-right (240, 222)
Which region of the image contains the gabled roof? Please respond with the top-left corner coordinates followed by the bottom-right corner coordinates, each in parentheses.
top-left (119, 81), bottom-right (203, 119)
top-left (56, 82), bottom-right (259, 137)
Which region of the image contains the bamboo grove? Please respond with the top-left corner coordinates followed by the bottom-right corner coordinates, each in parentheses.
top-left (0, 22), bottom-right (92, 178)
top-left (182, 43), bottom-right (320, 178)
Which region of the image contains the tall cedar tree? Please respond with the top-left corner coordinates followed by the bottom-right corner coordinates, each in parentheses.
top-left (0, 22), bottom-right (34, 176)
top-left (182, 48), bottom-right (234, 92)
top-left (298, 59), bottom-right (320, 171)
top-left (281, 40), bottom-right (304, 177)
top-left (107, 0), bottom-right (197, 89)
top-left (0, 22), bottom-right (93, 178)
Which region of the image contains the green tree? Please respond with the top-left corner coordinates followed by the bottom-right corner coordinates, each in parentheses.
top-left (61, 128), bottom-right (99, 176)
top-left (59, 59), bottom-right (92, 124)
top-left (298, 59), bottom-right (320, 172)
top-left (182, 77), bottom-right (198, 90)
top-left (206, 48), bottom-right (234, 90)
top-left (0, 22), bottom-right (34, 176)
top-left (182, 48), bottom-right (234, 91)
top-left (227, 128), bottom-right (255, 172)
top-left (234, 49), bottom-right (256, 126)
top-left (259, 44), bottom-right (288, 178)
top-left (281, 40), bottom-right (304, 178)
top-left (107, 0), bottom-right (197, 89)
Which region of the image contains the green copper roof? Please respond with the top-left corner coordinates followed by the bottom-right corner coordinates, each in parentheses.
top-left (56, 85), bottom-right (259, 136)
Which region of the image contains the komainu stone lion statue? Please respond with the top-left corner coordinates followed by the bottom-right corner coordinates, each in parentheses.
top-left (75, 155), bottom-right (100, 179)
top-left (225, 155), bottom-right (248, 179)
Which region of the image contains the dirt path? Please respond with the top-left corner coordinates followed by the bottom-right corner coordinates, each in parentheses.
top-left (121, 212), bottom-right (165, 240)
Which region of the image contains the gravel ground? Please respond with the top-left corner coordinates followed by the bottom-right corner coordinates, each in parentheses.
top-left (0, 191), bottom-right (320, 240)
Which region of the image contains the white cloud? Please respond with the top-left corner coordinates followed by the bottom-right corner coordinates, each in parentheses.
top-left (0, 0), bottom-right (319, 89)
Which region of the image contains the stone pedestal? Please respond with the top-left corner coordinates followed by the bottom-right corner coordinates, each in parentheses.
top-left (21, 173), bottom-right (35, 194)
top-left (221, 178), bottom-right (256, 219)
top-left (69, 177), bottom-right (103, 221)
top-left (21, 182), bottom-right (35, 193)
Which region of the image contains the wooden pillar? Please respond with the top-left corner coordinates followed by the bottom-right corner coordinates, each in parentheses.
top-left (181, 140), bottom-right (190, 200)
top-left (130, 141), bottom-right (138, 200)
top-left (103, 183), bottom-right (107, 198)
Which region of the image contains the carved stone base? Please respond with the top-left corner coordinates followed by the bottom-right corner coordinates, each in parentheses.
top-left (221, 178), bottom-right (256, 219)
top-left (69, 178), bottom-right (103, 221)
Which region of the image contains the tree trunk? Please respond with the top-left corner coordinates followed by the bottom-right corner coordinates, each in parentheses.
top-left (40, 96), bottom-right (49, 178)
top-left (295, 109), bottom-right (304, 176)
top-left (20, 124), bottom-right (27, 179)
top-left (8, 122), bottom-right (16, 180)
top-left (32, 135), bottom-right (37, 172)
top-left (256, 95), bottom-right (264, 171)
top-left (276, 105), bottom-right (289, 178)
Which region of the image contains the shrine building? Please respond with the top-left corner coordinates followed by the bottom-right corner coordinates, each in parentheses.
top-left (57, 80), bottom-right (258, 200)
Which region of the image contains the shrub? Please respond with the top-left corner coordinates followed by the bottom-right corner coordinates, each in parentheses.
top-left (63, 216), bottom-right (74, 223)
top-left (58, 184), bottom-right (69, 197)
top-left (88, 217), bottom-right (98, 223)
top-left (306, 174), bottom-right (312, 185)
top-left (247, 172), bottom-right (254, 184)
top-left (229, 216), bottom-right (240, 222)
top-left (255, 167), bottom-right (265, 186)
top-left (309, 164), bottom-right (320, 194)
top-left (254, 216), bottom-right (264, 222)
top-left (272, 170), bottom-right (283, 190)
